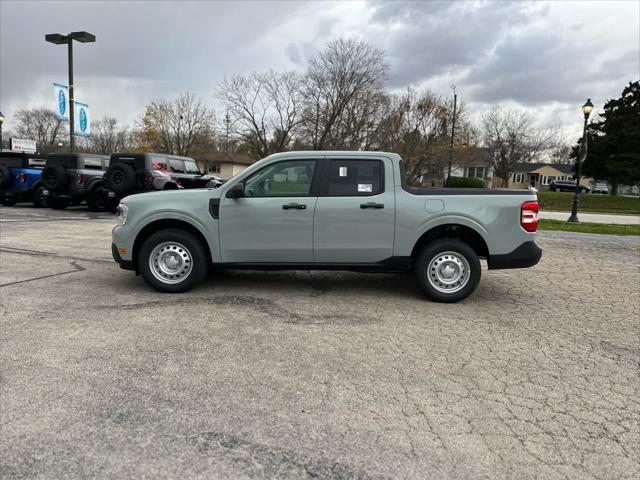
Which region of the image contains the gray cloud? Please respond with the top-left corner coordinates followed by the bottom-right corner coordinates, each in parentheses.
top-left (0, 0), bottom-right (638, 136)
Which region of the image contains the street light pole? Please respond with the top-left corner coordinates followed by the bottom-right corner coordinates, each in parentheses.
top-left (568, 98), bottom-right (594, 223)
top-left (67, 39), bottom-right (75, 154)
top-left (0, 112), bottom-right (4, 150)
top-left (447, 85), bottom-right (457, 187)
top-left (45, 31), bottom-right (95, 154)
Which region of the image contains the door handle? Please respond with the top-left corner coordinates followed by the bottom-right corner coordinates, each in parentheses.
top-left (282, 203), bottom-right (307, 210)
top-left (360, 202), bottom-right (384, 209)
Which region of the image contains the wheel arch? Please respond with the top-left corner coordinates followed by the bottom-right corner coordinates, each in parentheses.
top-left (132, 218), bottom-right (213, 274)
top-left (411, 223), bottom-right (490, 263)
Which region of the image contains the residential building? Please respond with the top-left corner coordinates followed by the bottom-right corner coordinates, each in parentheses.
top-left (199, 152), bottom-right (256, 181)
top-left (499, 163), bottom-right (591, 190)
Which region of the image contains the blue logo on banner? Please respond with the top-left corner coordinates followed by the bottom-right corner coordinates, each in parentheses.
top-left (79, 107), bottom-right (88, 132)
top-left (58, 89), bottom-right (66, 116)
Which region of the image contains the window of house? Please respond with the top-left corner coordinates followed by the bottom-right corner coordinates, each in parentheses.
top-left (467, 166), bottom-right (485, 179)
top-left (327, 160), bottom-right (383, 196)
top-left (210, 163), bottom-right (221, 174)
top-left (244, 160), bottom-right (316, 197)
top-left (513, 173), bottom-right (524, 183)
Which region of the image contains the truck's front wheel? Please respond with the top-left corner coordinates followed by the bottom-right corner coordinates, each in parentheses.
top-left (414, 239), bottom-right (481, 303)
top-left (138, 229), bottom-right (208, 293)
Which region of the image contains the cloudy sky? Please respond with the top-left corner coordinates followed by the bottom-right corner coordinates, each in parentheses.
top-left (1, 0), bottom-right (638, 141)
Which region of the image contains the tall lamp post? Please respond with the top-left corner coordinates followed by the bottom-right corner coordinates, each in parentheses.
top-left (446, 85), bottom-right (457, 187)
top-left (45, 31), bottom-right (96, 154)
top-left (568, 98), bottom-right (594, 223)
top-left (0, 112), bottom-right (5, 151)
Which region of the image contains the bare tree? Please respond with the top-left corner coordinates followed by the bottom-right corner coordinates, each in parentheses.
top-left (217, 70), bottom-right (303, 158)
top-left (482, 108), bottom-right (557, 186)
top-left (138, 92), bottom-right (215, 156)
top-left (81, 116), bottom-right (132, 154)
top-left (14, 108), bottom-right (64, 151)
top-left (301, 39), bottom-right (389, 149)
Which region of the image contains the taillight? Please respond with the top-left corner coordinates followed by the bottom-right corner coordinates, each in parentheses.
top-left (521, 201), bottom-right (539, 232)
top-left (76, 173), bottom-right (84, 184)
top-left (18, 173), bottom-right (27, 183)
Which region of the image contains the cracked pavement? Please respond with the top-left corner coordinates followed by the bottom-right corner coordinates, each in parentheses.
top-left (1, 205), bottom-right (639, 479)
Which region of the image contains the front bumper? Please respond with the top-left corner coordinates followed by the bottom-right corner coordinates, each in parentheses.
top-left (488, 241), bottom-right (542, 270)
top-left (111, 243), bottom-right (135, 271)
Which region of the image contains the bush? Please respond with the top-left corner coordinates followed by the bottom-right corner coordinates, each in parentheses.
top-left (447, 176), bottom-right (485, 188)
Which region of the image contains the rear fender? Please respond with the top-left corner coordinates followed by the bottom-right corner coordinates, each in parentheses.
top-left (416, 214), bottom-right (491, 250)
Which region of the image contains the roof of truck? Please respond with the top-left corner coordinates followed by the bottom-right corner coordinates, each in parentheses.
top-left (265, 151), bottom-right (401, 160)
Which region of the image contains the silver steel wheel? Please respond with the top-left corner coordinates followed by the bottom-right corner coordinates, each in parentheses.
top-left (427, 251), bottom-right (470, 294)
top-left (149, 241), bottom-right (193, 284)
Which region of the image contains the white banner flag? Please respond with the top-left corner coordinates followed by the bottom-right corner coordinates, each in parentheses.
top-left (53, 83), bottom-right (69, 121)
top-left (74, 101), bottom-right (91, 137)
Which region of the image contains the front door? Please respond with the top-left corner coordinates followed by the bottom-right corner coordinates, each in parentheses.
top-left (314, 157), bottom-right (395, 263)
top-left (219, 159), bottom-right (319, 263)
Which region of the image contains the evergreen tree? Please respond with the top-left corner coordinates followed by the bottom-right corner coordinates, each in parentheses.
top-left (581, 81), bottom-right (640, 195)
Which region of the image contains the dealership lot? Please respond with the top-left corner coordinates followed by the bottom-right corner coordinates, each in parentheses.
top-left (1, 205), bottom-right (638, 479)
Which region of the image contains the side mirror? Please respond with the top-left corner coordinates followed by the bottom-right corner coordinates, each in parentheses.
top-left (226, 183), bottom-right (245, 199)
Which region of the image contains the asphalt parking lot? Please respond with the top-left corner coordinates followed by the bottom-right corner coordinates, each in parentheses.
top-left (1, 205), bottom-right (639, 479)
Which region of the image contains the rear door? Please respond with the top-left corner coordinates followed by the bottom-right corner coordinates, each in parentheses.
top-left (314, 156), bottom-right (395, 263)
top-left (219, 158), bottom-right (320, 263)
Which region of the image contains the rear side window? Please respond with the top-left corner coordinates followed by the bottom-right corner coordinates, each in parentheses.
top-left (168, 159), bottom-right (185, 173)
top-left (327, 160), bottom-right (382, 196)
top-left (83, 156), bottom-right (102, 169)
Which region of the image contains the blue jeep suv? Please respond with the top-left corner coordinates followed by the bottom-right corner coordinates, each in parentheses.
top-left (0, 151), bottom-right (48, 207)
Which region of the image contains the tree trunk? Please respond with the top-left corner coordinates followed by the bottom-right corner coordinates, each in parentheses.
top-left (611, 180), bottom-right (619, 196)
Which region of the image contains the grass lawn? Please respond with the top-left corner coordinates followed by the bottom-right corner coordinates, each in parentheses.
top-left (538, 192), bottom-right (640, 215)
top-left (538, 219), bottom-right (640, 236)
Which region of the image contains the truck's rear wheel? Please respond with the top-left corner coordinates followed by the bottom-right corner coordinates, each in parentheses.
top-left (138, 229), bottom-right (207, 293)
top-left (32, 185), bottom-right (48, 208)
top-left (414, 239), bottom-right (481, 303)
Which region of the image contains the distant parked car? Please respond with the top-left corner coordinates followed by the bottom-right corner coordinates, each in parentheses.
top-left (549, 179), bottom-right (590, 193)
top-left (103, 153), bottom-right (220, 203)
top-left (42, 153), bottom-right (111, 210)
top-left (591, 182), bottom-right (609, 194)
top-left (0, 151), bottom-right (47, 207)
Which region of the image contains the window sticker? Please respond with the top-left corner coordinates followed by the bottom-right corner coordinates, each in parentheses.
top-left (358, 183), bottom-right (373, 193)
top-left (339, 167), bottom-right (348, 177)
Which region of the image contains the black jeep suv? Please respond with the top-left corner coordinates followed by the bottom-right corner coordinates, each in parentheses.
top-left (41, 153), bottom-right (111, 210)
top-left (103, 153), bottom-right (220, 200)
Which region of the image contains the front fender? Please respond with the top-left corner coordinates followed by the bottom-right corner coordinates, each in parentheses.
top-left (116, 209), bottom-right (219, 263)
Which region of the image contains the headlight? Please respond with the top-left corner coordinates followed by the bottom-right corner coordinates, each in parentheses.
top-left (116, 203), bottom-right (129, 225)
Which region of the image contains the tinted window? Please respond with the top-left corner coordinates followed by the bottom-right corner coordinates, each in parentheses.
top-left (0, 157), bottom-right (22, 168)
top-left (150, 156), bottom-right (168, 170)
top-left (244, 160), bottom-right (316, 197)
top-left (327, 160), bottom-right (382, 196)
top-left (168, 158), bottom-right (200, 174)
top-left (83, 156), bottom-right (103, 169)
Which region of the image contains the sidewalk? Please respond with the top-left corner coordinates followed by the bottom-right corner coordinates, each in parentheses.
top-left (540, 210), bottom-right (640, 225)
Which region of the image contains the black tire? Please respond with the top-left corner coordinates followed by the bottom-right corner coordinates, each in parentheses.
top-left (104, 163), bottom-right (137, 195)
top-left (87, 186), bottom-right (109, 212)
top-left (0, 196), bottom-right (17, 206)
top-left (0, 165), bottom-right (10, 188)
top-left (42, 165), bottom-right (68, 192)
top-left (414, 238), bottom-right (481, 303)
top-left (32, 185), bottom-right (48, 208)
top-left (50, 197), bottom-right (68, 210)
top-left (138, 229), bottom-right (208, 293)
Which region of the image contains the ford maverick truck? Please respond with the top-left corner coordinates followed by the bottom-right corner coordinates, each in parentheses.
top-left (112, 151), bottom-right (542, 302)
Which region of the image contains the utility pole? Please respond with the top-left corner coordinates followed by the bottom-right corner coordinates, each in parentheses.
top-left (446, 85), bottom-right (457, 187)
top-left (224, 110), bottom-right (230, 152)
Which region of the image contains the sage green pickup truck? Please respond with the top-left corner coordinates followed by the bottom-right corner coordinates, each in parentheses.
top-left (112, 151), bottom-right (541, 302)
